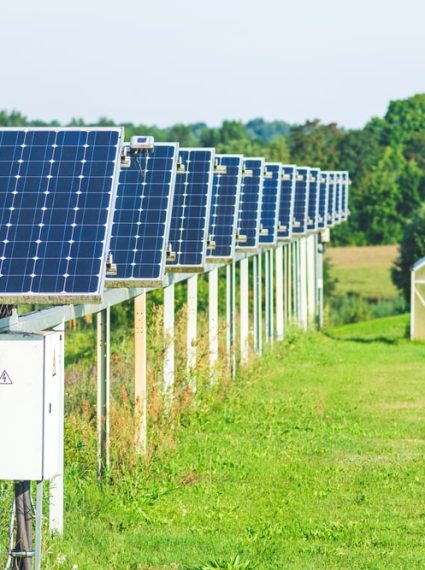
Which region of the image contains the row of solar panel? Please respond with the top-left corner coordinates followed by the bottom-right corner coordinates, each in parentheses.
top-left (0, 128), bottom-right (349, 304)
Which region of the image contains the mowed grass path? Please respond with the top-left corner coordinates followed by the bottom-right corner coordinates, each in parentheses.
top-left (326, 245), bottom-right (398, 299)
top-left (47, 315), bottom-right (425, 569)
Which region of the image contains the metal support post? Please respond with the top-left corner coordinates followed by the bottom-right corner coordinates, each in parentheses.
top-left (269, 248), bottom-right (274, 342)
top-left (275, 245), bottom-right (284, 341)
top-left (226, 262), bottom-right (236, 378)
top-left (134, 292), bottom-right (147, 454)
top-left (35, 481), bottom-right (43, 570)
top-left (265, 250), bottom-right (270, 343)
top-left (49, 325), bottom-right (64, 535)
top-left (299, 237), bottom-right (308, 331)
top-left (209, 268), bottom-right (219, 381)
top-left (253, 253), bottom-right (262, 353)
top-left (97, 306), bottom-right (110, 475)
top-left (317, 234), bottom-right (324, 329)
top-left (240, 257), bottom-right (249, 365)
top-left (187, 274), bottom-right (198, 391)
top-left (163, 282), bottom-right (175, 397)
top-left (306, 234), bottom-right (316, 327)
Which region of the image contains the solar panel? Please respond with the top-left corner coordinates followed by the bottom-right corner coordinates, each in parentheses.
top-left (334, 171), bottom-right (342, 225)
top-left (206, 154), bottom-right (243, 263)
top-left (235, 157), bottom-right (264, 252)
top-left (259, 163), bottom-right (282, 247)
top-left (326, 172), bottom-right (337, 227)
top-left (277, 165), bottom-right (296, 242)
top-left (307, 167), bottom-right (320, 233)
top-left (107, 142), bottom-right (178, 287)
top-left (292, 166), bottom-right (310, 236)
top-left (0, 127), bottom-right (123, 304)
top-left (166, 148), bottom-right (214, 272)
top-left (317, 171), bottom-right (329, 231)
top-left (341, 171), bottom-right (349, 221)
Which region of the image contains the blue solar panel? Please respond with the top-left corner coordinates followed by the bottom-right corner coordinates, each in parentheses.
top-left (326, 172), bottom-right (336, 227)
top-left (277, 165), bottom-right (296, 242)
top-left (236, 158), bottom-right (264, 251)
top-left (317, 171), bottom-right (329, 231)
top-left (108, 142), bottom-right (178, 287)
top-left (334, 172), bottom-right (342, 224)
top-left (341, 171), bottom-right (349, 221)
top-left (293, 167), bottom-right (310, 236)
top-left (0, 127), bottom-right (123, 303)
top-left (307, 167), bottom-right (320, 233)
top-left (206, 154), bottom-right (243, 263)
top-left (166, 148), bottom-right (214, 271)
top-left (259, 163), bottom-right (282, 246)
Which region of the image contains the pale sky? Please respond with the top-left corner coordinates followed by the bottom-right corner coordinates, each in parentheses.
top-left (1, 0), bottom-right (424, 129)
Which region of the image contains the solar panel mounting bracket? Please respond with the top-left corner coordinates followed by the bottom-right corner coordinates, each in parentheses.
top-left (106, 252), bottom-right (117, 277)
top-left (236, 233), bottom-right (248, 244)
top-left (207, 238), bottom-right (216, 250)
top-left (166, 244), bottom-right (177, 262)
top-left (176, 157), bottom-right (186, 174)
top-left (214, 162), bottom-right (227, 175)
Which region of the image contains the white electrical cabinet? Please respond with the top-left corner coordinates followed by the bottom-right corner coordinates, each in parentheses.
top-left (0, 330), bottom-right (64, 481)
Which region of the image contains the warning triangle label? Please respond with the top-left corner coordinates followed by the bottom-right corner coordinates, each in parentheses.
top-left (0, 370), bottom-right (12, 385)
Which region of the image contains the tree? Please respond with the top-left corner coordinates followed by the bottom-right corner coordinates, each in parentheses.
top-left (358, 146), bottom-right (422, 244)
top-left (288, 120), bottom-right (342, 169)
top-left (392, 205), bottom-right (425, 303)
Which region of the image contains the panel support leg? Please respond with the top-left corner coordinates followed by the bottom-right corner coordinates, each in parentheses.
top-left (209, 268), bottom-right (219, 382)
top-left (240, 257), bottom-right (249, 365)
top-left (163, 283), bottom-right (175, 399)
top-left (187, 275), bottom-right (198, 391)
top-left (226, 262), bottom-right (236, 378)
top-left (134, 293), bottom-right (147, 454)
top-left (276, 245), bottom-right (284, 341)
top-left (299, 237), bottom-right (308, 331)
top-left (97, 306), bottom-right (110, 475)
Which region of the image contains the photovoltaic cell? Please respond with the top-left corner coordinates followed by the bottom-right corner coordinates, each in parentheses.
top-left (206, 154), bottom-right (243, 263)
top-left (166, 148), bottom-right (214, 271)
top-left (317, 171), bottom-right (329, 231)
top-left (293, 166), bottom-right (310, 235)
top-left (0, 127), bottom-right (123, 303)
top-left (307, 167), bottom-right (320, 233)
top-left (236, 157), bottom-right (264, 251)
top-left (277, 165), bottom-right (296, 242)
top-left (259, 163), bottom-right (282, 246)
top-left (108, 143), bottom-right (178, 287)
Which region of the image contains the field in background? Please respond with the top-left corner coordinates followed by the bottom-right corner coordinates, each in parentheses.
top-left (326, 244), bottom-right (399, 299)
top-left (38, 314), bottom-right (425, 569)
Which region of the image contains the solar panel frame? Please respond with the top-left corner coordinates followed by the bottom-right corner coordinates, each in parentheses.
top-left (0, 126), bottom-right (124, 304)
top-left (277, 164), bottom-right (296, 242)
top-left (107, 142), bottom-right (179, 288)
top-left (317, 171), bottom-right (330, 231)
top-left (259, 162), bottom-right (282, 248)
top-left (292, 166), bottom-right (310, 236)
top-left (235, 157), bottom-right (265, 253)
top-left (166, 147), bottom-right (215, 273)
top-left (306, 167), bottom-right (321, 233)
top-left (206, 154), bottom-right (243, 264)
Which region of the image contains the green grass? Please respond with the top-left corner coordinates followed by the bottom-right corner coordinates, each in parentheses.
top-left (37, 313), bottom-right (425, 569)
top-left (331, 265), bottom-right (398, 299)
top-left (326, 245), bottom-right (399, 300)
